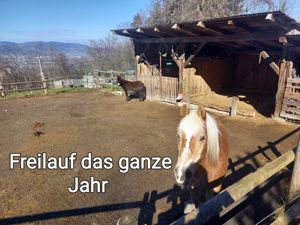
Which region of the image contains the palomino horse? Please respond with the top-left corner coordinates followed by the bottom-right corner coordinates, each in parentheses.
top-left (174, 105), bottom-right (229, 209)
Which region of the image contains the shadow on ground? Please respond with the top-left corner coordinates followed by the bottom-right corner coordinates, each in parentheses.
top-left (1, 127), bottom-right (299, 225)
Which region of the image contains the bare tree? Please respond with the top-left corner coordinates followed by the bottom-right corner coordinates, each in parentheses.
top-left (144, 0), bottom-right (296, 26)
top-left (88, 34), bottom-right (134, 72)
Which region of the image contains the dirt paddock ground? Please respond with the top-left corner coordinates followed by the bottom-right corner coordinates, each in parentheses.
top-left (0, 91), bottom-right (299, 225)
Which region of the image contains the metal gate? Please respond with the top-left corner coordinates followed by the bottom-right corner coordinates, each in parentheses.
top-left (139, 76), bottom-right (178, 103)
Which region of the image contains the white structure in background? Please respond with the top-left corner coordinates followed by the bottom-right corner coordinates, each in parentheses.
top-left (53, 80), bottom-right (64, 88)
top-left (82, 75), bottom-right (96, 88)
top-left (51, 77), bottom-right (98, 89)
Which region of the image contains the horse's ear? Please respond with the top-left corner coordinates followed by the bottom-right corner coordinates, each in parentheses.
top-left (180, 103), bottom-right (190, 117)
top-left (197, 104), bottom-right (206, 120)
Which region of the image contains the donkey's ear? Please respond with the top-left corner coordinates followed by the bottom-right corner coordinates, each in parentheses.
top-left (180, 103), bottom-right (190, 117)
top-left (197, 104), bottom-right (206, 120)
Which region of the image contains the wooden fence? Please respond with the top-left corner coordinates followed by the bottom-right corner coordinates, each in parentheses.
top-left (139, 75), bottom-right (178, 103)
top-left (280, 77), bottom-right (300, 121)
top-left (171, 145), bottom-right (300, 225)
top-left (0, 80), bottom-right (46, 96)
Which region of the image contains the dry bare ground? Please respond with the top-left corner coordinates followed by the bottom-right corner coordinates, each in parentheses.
top-left (0, 91), bottom-right (298, 225)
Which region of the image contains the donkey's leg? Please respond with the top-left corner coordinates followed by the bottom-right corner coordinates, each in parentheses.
top-left (124, 90), bottom-right (129, 101)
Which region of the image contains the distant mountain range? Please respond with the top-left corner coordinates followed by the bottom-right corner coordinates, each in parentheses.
top-left (0, 41), bottom-right (88, 57)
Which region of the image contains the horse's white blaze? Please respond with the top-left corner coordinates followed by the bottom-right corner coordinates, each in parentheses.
top-left (206, 113), bottom-right (220, 164)
top-left (176, 111), bottom-right (205, 183)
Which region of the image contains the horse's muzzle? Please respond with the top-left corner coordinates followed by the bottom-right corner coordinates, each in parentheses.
top-left (174, 166), bottom-right (185, 184)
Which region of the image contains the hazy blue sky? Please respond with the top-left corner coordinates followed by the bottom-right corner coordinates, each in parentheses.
top-left (0, 0), bottom-right (299, 44)
top-left (0, 0), bottom-right (150, 43)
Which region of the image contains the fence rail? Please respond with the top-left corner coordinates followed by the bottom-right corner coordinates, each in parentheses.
top-left (171, 150), bottom-right (296, 225)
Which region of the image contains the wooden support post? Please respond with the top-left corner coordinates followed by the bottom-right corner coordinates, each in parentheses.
top-left (178, 58), bottom-right (185, 95)
top-left (184, 42), bottom-right (206, 67)
top-left (289, 135), bottom-right (300, 200)
top-left (159, 52), bottom-right (162, 76)
top-left (0, 72), bottom-right (4, 98)
top-left (171, 150), bottom-right (295, 225)
top-left (170, 45), bottom-right (185, 97)
top-left (0, 82), bottom-right (4, 97)
top-left (135, 55), bottom-right (141, 80)
top-left (274, 61), bottom-right (287, 118)
top-left (230, 96), bottom-right (238, 117)
top-left (38, 56), bottom-right (48, 94)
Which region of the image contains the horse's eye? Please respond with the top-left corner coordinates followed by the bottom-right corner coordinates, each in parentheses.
top-left (200, 136), bottom-right (205, 141)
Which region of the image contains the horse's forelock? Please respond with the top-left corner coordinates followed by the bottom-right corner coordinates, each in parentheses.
top-left (178, 111), bottom-right (221, 165)
top-left (178, 111), bottom-right (203, 137)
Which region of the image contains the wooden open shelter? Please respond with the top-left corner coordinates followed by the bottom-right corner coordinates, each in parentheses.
top-left (113, 11), bottom-right (300, 121)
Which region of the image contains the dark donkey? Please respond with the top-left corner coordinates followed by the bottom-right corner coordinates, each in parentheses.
top-left (117, 76), bottom-right (146, 101)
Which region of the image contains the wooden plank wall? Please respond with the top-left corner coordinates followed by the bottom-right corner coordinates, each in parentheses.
top-left (234, 54), bottom-right (278, 92)
top-left (137, 62), bottom-right (160, 77)
top-left (139, 75), bottom-right (178, 103)
top-left (281, 77), bottom-right (300, 121)
top-left (183, 57), bottom-right (234, 95)
top-left (139, 53), bottom-right (279, 98)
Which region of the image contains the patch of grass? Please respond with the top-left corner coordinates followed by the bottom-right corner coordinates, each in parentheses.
top-left (1, 87), bottom-right (95, 100)
top-left (101, 84), bottom-right (123, 92)
top-left (0, 85), bottom-right (124, 100)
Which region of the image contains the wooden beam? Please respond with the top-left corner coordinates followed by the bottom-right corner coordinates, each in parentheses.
top-left (274, 61), bottom-right (291, 118)
top-left (123, 29), bottom-right (156, 38)
top-left (260, 51), bottom-right (280, 75)
top-left (136, 28), bottom-right (144, 33)
top-left (113, 30), bottom-right (144, 39)
top-left (265, 13), bottom-right (275, 22)
top-left (184, 42), bottom-right (206, 67)
top-left (135, 31), bottom-right (281, 44)
top-left (279, 36), bottom-right (288, 44)
top-left (196, 21), bottom-right (223, 35)
top-left (289, 135), bottom-right (300, 200)
top-left (227, 20), bottom-right (234, 26)
top-left (171, 150), bottom-right (296, 225)
top-left (271, 200), bottom-right (300, 225)
top-left (265, 13), bottom-right (292, 31)
top-left (136, 28), bottom-right (162, 38)
top-left (170, 52), bottom-right (180, 68)
top-left (172, 24), bottom-right (198, 36)
top-left (153, 27), bottom-right (177, 37)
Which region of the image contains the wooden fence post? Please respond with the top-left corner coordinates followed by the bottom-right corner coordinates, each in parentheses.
top-left (230, 96), bottom-right (238, 117)
top-left (0, 81), bottom-right (4, 98)
top-left (38, 56), bottom-right (48, 94)
top-left (289, 135), bottom-right (300, 200)
top-left (171, 150), bottom-right (295, 225)
top-left (274, 61), bottom-right (288, 118)
top-left (0, 71), bottom-right (4, 97)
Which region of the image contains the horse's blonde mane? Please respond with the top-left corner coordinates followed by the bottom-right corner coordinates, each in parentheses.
top-left (206, 113), bottom-right (220, 164)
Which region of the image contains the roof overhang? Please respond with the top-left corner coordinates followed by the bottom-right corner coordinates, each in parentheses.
top-left (112, 11), bottom-right (300, 45)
